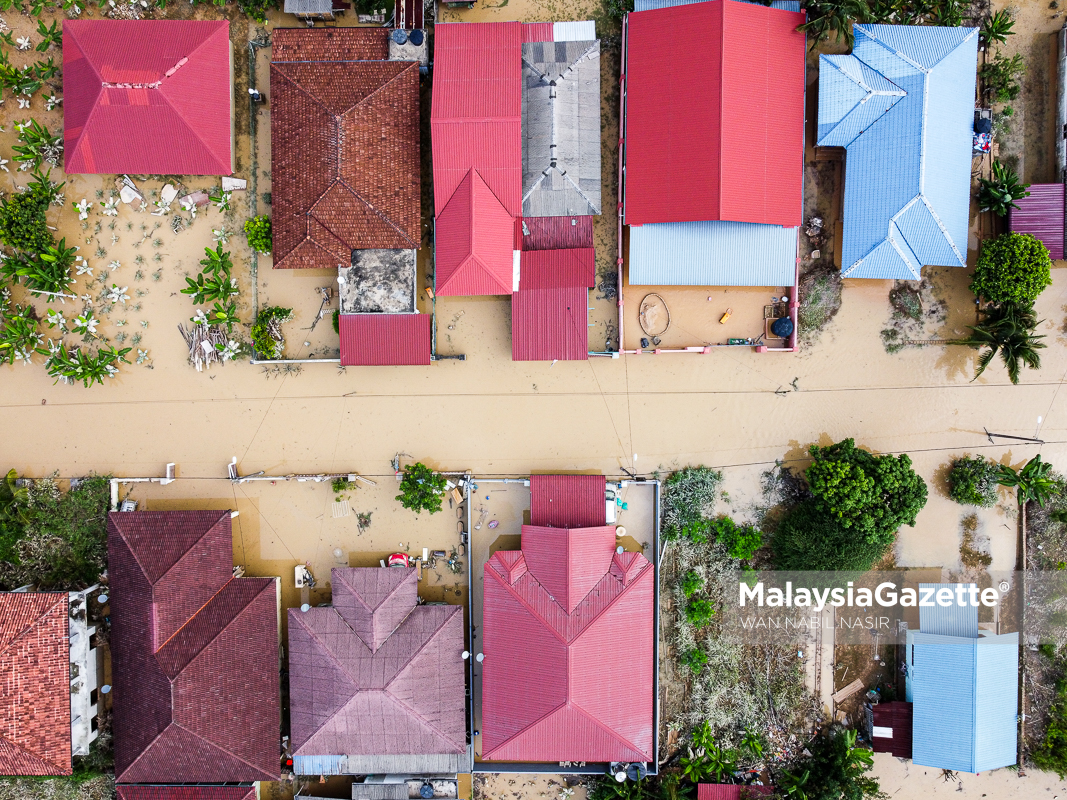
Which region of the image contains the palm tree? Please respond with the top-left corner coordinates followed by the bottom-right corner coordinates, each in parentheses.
top-left (955, 301), bottom-right (1045, 385)
top-left (977, 160), bottom-right (1030, 217)
top-left (799, 0), bottom-right (870, 49)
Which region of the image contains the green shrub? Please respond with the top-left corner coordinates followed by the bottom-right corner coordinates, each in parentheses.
top-left (971, 233), bottom-right (1052, 305)
top-left (977, 161), bottom-right (1030, 217)
top-left (681, 570), bottom-right (703, 598)
top-left (681, 648), bottom-right (708, 675)
top-left (710, 516), bottom-right (763, 560)
top-left (806, 438), bottom-right (928, 547)
top-left (4, 238), bottom-right (77, 295)
top-left (244, 214), bottom-right (272, 255)
top-left (980, 52), bottom-right (1025, 103)
top-left (1035, 671), bottom-right (1067, 777)
top-left (685, 597), bottom-right (715, 627)
top-left (772, 500), bottom-right (892, 572)
top-left (395, 462), bottom-right (447, 515)
top-left (250, 306), bottom-right (293, 360)
top-left (780, 727), bottom-right (883, 800)
top-left (0, 187), bottom-right (52, 253)
top-left (948, 455), bottom-right (1000, 507)
top-left (332, 308), bottom-right (340, 334)
top-left (661, 466), bottom-right (722, 540)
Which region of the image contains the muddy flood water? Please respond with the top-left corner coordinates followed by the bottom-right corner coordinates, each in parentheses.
top-left (0, 0), bottom-right (1066, 794)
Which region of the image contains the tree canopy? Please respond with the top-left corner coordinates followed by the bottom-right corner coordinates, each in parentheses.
top-left (970, 232), bottom-right (1052, 305)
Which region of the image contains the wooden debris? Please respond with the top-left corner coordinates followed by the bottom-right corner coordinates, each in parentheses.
top-left (178, 323), bottom-right (227, 371)
top-left (831, 678), bottom-right (865, 704)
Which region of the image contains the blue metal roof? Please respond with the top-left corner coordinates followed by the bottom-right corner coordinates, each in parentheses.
top-left (634, 0), bottom-right (799, 10)
top-left (816, 25), bottom-right (978, 279)
top-left (628, 221), bottom-right (797, 286)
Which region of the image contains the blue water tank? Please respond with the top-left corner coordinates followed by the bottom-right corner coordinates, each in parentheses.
top-left (409, 29), bottom-right (424, 45)
top-left (392, 28), bottom-right (408, 44)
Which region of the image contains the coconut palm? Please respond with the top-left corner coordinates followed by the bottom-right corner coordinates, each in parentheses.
top-left (955, 301), bottom-right (1045, 384)
top-left (799, 0), bottom-right (870, 48)
top-left (981, 9), bottom-right (1015, 46)
top-left (977, 160), bottom-right (1030, 216)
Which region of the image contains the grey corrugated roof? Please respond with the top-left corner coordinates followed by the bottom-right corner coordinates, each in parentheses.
top-left (918, 583), bottom-right (980, 638)
top-left (628, 220), bottom-right (797, 287)
top-left (284, 0), bottom-right (332, 13)
top-left (521, 40), bottom-right (601, 218)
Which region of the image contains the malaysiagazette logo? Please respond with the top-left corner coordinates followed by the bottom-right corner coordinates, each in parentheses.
top-left (738, 580), bottom-right (1003, 612)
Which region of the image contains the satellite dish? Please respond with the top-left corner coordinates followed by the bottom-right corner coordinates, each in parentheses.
top-left (614, 771), bottom-right (627, 783)
top-left (333, 548), bottom-right (344, 559)
top-left (616, 546), bottom-right (624, 555)
top-left (615, 526), bottom-right (626, 538)
top-left (97, 594), bottom-right (109, 604)
top-left (301, 604), bottom-right (310, 613)
top-left (462, 651), bottom-right (471, 660)
top-left (100, 685), bottom-right (111, 694)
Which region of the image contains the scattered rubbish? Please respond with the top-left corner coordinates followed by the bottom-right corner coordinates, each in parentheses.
top-left (638, 292), bottom-right (670, 336)
top-left (119, 183), bottom-right (144, 205)
top-left (178, 191), bottom-right (210, 210)
top-left (719, 308), bottom-right (733, 324)
top-left (160, 183), bottom-right (179, 205)
top-left (488, 520), bottom-right (499, 529)
top-left (474, 507), bottom-right (488, 530)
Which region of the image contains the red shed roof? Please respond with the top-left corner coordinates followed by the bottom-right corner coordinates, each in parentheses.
top-left (1010, 183), bottom-right (1064, 260)
top-left (287, 568), bottom-right (466, 759)
top-left (117, 788), bottom-right (257, 800)
top-left (530, 474), bottom-right (606, 528)
top-left (511, 287), bottom-right (588, 361)
top-left (107, 511), bottom-right (279, 784)
top-left (697, 786), bottom-right (773, 800)
top-left (0, 592), bottom-right (71, 776)
top-left (624, 0), bottom-right (805, 227)
top-left (431, 22), bottom-right (521, 296)
top-left (516, 216), bottom-right (595, 251)
top-left (63, 20), bottom-right (233, 175)
top-left (482, 522), bottom-right (653, 763)
top-left (339, 314), bottom-right (431, 366)
top-left (270, 29), bottom-right (420, 269)
top-left (872, 700), bottom-right (913, 759)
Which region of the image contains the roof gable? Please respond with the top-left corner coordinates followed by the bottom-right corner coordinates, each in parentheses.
top-left (107, 511), bottom-right (279, 783)
top-left (435, 169), bottom-right (515, 295)
top-left (521, 525), bottom-right (616, 613)
top-left (817, 24), bottom-right (977, 278)
top-left (624, 0), bottom-right (805, 227)
top-left (63, 20), bottom-right (233, 175)
top-left (0, 593), bottom-right (71, 776)
top-left (287, 568), bottom-right (466, 759)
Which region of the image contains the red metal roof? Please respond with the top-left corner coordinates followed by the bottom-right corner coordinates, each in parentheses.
top-left (624, 0), bottom-right (805, 227)
top-left (117, 788), bottom-right (256, 800)
top-left (522, 22), bottom-right (553, 42)
top-left (1010, 183), bottom-right (1064, 260)
top-left (872, 700), bottom-right (913, 759)
top-left (530, 474), bottom-right (606, 528)
top-left (435, 169), bottom-right (515, 295)
top-left (519, 248), bottom-right (596, 289)
top-left (431, 22), bottom-right (521, 296)
top-left (107, 511), bottom-right (279, 784)
top-left (511, 287), bottom-right (589, 361)
top-left (288, 568), bottom-right (466, 758)
top-left (63, 20), bottom-right (233, 175)
top-left (394, 0), bottom-right (423, 29)
top-left (0, 592), bottom-right (71, 776)
top-left (697, 786), bottom-right (773, 800)
top-left (338, 314), bottom-right (431, 366)
top-left (516, 216), bottom-right (595, 251)
top-left (482, 525), bottom-right (654, 763)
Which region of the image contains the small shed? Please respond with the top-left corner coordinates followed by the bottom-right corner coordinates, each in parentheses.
top-left (284, 0), bottom-right (349, 20)
top-left (869, 700), bottom-right (913, 759)
top-left (1009, 183), bottom-right (1065, 260)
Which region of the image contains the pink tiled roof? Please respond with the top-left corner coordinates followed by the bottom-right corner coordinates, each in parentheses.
top-left (697, 786), bottom-right (773, 800)
top-left (482, 521), bottom-right (654, 762)
top-left (287, 568), bottom-right (466, 758)
top-left (530, 474), bottom-right (606, 528)
top-left (431, 22), bottom-right (521, 296)
top-left (63, 20), bottom-right (233, 175)
top-left (107, 511), bottom-right (279, 784)
top-left (0, 592), bottom-right (71, 776)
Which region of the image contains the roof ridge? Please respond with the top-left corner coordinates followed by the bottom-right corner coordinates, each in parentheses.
top-left (383, 606), bottom-right (460, 693)
top-left (0, 729), bottom-right (68, 774)
top-left (295, 607), bottom-right (365, 686)
top-left (381, 686), bottom-right (466, 752)
top-left (270, 66), bottom-right (339, 139)
top-left (570, 560), bottom-right (652, 644)
top-left (150, 510), bottom-right (230, 587)
top-left (346, 60), bottom-right (418, 112)
top-left (481, 700), bottom-right (568, 759)
top-left (485, 563), bottom-right (569, 646)
top-left (0, 593), bottom-right (65, 658)
top-left (319, 178), bottom-right (418, 251)
top-left (568, 700), bottom-right (648, 758)
top-left (172, 722), bottom-right (276, 779)
top-left (154, 576), bottom-right (268, 660)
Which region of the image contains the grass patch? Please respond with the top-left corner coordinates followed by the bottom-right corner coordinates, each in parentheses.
top-left (798, 266), bottom-right (842, 343)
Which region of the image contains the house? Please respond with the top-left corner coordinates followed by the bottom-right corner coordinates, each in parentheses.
top-left (271, 28), bottom-right (428, 366)
top-left (816, 25), bottom-right (979, 279)
top-left (905, 584), bottom-right (1018, 773)
top-left (64, 20), bottom-right (233, 175)
top-left (622, 0), bottom-right (805, 288)
top-left (480, 474), bottom-right (655, 765)
top-left (117, 788), bottom-right (257, 800)
top-left (107, 510), bottom-right (280, 784)
top-left (287, 567), bottom-right (466, 775)
top-left (431, 22), bottom-right (601, 361)
top-left (0, 588), bottom-right (101, 776)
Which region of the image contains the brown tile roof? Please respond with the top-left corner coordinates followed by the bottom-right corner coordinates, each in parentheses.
top-left (270, 29), bottom-right (421, 269)
top-left (107, 511), bottom-right (279, 784)
top-left (287, 568), bottom-right (466, 758)
top-left (0, 592), bottom-right (71, 776)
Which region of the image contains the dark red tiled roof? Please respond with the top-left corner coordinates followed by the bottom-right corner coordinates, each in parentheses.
top-left (271, 29), bottom-right (420, 269)
top-left (872, 700), bottom-right (913, 759)
top-left (63, 20), bottom-right (233, 175)
top-left (0, 592), bottom-right (71, 776)
top-left (482, 514), bottom-right (654, 762)
top-left (530, 475), bottom-right (606, 528)
top-left (516, 216), bottom-right (595, 251)
top-left (108, 511), bottom-right (279, 784)
top-left (288, 568), bottom-right (466, 757)
top-left (339, 314), bottom-right (431, 366)
top-left (118, 787), bottom-right (256, 800)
